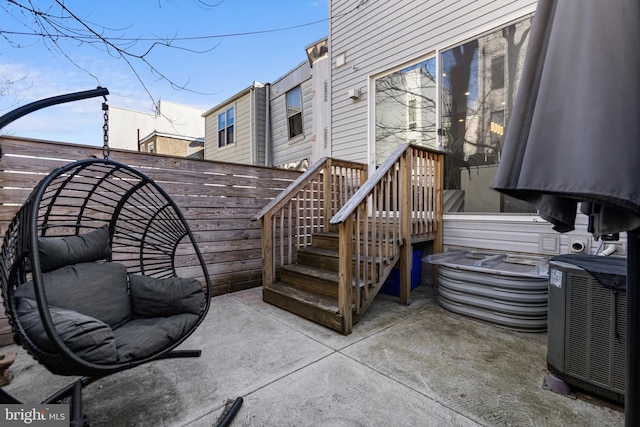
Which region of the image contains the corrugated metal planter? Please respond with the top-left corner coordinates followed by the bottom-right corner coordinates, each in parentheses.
top-left (425, 251), bottom-right (549, 332)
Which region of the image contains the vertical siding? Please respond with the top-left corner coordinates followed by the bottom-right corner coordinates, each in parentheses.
top-left (329, 0), bottom-right (537, 164)
top-left (269, 62), bottom-right (314, 168)
top-left (254, 87), bottom-right (267, 166)
top-left (310, 55), bottom-right (331, 164)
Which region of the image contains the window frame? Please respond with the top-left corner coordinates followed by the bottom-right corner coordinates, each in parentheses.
top-left (217, 106), bottom-right (235, 148)
top-left (286, 86), bottom-right (304, 140)
top-left (408, 98), bottom-right (417, 130)
top-left (370, 14), bottom-right (535, 215)
top-left (491, 54), bottom-right (505, 90)
top-left (437, 16), bottom-right (535, 214)
top-left (371, 54), bottom-right (438, 168)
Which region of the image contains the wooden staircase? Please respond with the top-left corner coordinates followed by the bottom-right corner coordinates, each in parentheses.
top-left (253, 145), bottom-right (443, 335)
top-left (263, 231), bottom-right (346, 332)
top-left (263, 229), bottom-right (387, 333)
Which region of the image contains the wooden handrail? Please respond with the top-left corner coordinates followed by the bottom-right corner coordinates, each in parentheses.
top-left (252, 157), bottom-right (367, 222)
top-left (330, 144), bottom-right (408, 224)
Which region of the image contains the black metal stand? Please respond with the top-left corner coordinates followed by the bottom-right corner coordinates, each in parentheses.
top-left (0, 87), bottom-right (108, 130)
top-left (626, 230), bottom-right (639, 426)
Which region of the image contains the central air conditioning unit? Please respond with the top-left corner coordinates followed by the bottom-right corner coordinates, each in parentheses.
top-left (547, 254), bottom-right (627, 404)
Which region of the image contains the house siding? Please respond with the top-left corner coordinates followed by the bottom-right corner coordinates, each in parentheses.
top-left (269, 61), bottom-right (314, 169)
top-left (329, 0), bottom-right (537, 165)
top-left (327, 0), bottom-right (611, 258)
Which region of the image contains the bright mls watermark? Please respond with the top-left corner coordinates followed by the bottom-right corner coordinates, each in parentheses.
top-left (2, 405), bottom-right (69, 426)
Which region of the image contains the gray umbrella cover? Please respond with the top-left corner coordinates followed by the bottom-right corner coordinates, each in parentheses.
top-left (493, 0), bottom-right (640, 237)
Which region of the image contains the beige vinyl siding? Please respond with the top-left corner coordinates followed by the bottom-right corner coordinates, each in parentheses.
top-left (269, 62), bottom-right (314, 168)
top-left (329, 0), bottom-right (537, 163)
top-left (203, 112), bottom-right (217, 157)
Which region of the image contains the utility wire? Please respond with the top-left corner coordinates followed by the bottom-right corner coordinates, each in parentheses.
top-left (0, 18), bottom-right (330, 41)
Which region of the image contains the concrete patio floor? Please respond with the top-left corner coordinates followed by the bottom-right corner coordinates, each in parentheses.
top-left (1, 285), bottom-right (625, 426)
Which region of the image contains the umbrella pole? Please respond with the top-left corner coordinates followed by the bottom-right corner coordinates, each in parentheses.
top-left (627, 229), bottom-right (639, 426)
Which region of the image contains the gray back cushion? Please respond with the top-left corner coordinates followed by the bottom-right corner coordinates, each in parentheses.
top-left (17, 298), bottom-right (118, 364)
top-left (38, 225), bottom-right (110, 273)
top-left (16, 262), bottom-right (132, 328)
top-left (129, 275), bottom-right (205, 317)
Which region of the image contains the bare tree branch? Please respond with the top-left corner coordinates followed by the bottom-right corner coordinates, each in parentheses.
top-left (1, 0), bottom-right (223, 106)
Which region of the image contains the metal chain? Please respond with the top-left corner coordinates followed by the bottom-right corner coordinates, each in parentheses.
top-left (102, 98), bottom-right (110, 160)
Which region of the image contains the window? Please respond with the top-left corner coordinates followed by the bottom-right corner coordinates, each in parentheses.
top-left (491, 55), bottom-right (505, 89)
top-left (286, 86), bottom-right (303, 139)
top-left (218, 107), bottom-right (234, 148)
top-left (374, 57), bottom-right (437, 164)
top-left (408, 98), bottom-right (417, 130)
top-left (147, 142), bottom-right (154, 153)
top-left (439, 17), bottom-right (535, 214)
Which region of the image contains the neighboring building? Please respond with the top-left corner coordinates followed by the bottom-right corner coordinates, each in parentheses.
top-left (138, 131), bottom-right (204, 159)
top-left (202, 82), bottom-right (267, 165)
top-left (108, 100), bottom-right (205, 152)
top-left (202, 38), bottom-right (330, 170)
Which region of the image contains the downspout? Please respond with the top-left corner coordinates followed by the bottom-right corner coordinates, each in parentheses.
top-left (265, 83), bottom-right (272, 167)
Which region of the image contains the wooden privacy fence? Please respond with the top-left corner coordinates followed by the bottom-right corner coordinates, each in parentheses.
top-left (0, 136), bottom-right (302, 346)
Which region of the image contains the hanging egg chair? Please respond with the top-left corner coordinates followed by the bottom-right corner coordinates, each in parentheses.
top-left (0, 88), bottom-right (238, 425)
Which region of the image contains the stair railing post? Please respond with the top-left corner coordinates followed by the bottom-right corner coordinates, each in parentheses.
top-left (323, 158), bottom-right (333, 232)
top-left (261, 213), bottom-right (274, 288)
top-left (399, 149), bottom-right (412, 305)
top-left (432, 151), bottom-right (445, 287)
top-left (338, 217), bottom-right (354, 334)
top-left (433, 151), bottom-right (444, 254)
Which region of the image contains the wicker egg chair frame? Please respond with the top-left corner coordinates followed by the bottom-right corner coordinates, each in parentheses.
top-left (0, 88), bottom-right (234, 426)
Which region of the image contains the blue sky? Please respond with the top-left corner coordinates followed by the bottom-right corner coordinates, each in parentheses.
top-left (0, 0), bottom-right (328, 146)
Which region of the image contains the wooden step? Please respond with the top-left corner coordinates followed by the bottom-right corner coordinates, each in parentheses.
top-left (311, 231), bottom-right (339, 250)
top-left (297, 246), bottom-right (383, 277)
top-left (263, 282), bottom-right (344, 333)
top-left (280, 264), bottom-right (339, 298)
top-left (296, 246), bottom-right (340, 271)
top-left (310, 231), bottom-right (400, 257)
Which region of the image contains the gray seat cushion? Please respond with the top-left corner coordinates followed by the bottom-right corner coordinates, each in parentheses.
top-left (129, 275), bottom-right (205, 317)
top-left (15, 262), bottom-right (132, 329)
top-left (113, 314), bottom-right (200, 362)
top-left (17, 298), bottom-right (118, 364)
top-left (38, 225), bottom-right (110, 273)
